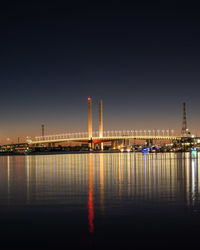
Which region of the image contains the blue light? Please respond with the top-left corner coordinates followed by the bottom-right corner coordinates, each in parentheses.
top-left (191, 147), bottom-right (197, 158)
top-left (142, 147), bottom-right (149, 153)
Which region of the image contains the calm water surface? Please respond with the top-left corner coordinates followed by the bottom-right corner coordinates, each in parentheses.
top-left (0, 152), bottom-right (200, 249)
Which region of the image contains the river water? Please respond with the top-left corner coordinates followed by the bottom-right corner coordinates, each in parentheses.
top-left (0, 152), bottom-right (200, 249)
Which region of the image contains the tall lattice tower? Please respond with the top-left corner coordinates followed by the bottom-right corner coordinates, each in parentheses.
top-left (42, 124), bottom-right (45, 138)
top-left (181, 102), bottom-right (188, 136)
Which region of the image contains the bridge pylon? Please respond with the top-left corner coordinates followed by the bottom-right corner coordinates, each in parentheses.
top-left (99, 99), bottom-right (103, 151)
top-left (88, 97), bottom-right (93, 149)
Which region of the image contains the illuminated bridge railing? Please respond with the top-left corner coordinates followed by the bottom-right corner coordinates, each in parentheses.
top-left (34, 129), bottom-right (177, 142)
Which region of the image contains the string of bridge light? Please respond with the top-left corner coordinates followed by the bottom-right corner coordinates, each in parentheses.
top-left (35, 129), bottom-right (175, 141)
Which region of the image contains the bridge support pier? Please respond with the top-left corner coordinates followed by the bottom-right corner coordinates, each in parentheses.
top-left (111, 140), bottom-right (117, 149)
top-left (48, 143), bottom-right (55, 148)
top-left (88, 138), bottom-right (93, 151)
top-left (146, 139), bottom-right (153, 147)
top-left (96, 142), bottom-right (103, 151)
top-left (125, 139), bottom-right (130, 146)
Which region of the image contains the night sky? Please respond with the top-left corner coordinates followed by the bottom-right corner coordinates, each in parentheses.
top-left (1, 1), bottom-right (200, 142)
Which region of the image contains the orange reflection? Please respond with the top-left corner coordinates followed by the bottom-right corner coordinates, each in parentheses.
top-left (99, 154), bottom-right (104, 213)
top-left (7, 156), bottom-right (10, 202)
top-left (88, 155), bottom-right (94, 232)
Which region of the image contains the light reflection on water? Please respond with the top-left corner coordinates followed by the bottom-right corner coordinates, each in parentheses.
top-left (0, 153), bottom-right (200, 205)
top-left (1, 152), bottom-right (200, 246)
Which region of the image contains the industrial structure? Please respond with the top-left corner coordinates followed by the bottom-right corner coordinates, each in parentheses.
top-left (181, 102), bottom-right (190, 137)
top-left (42, 124), bottom-right (45, 138)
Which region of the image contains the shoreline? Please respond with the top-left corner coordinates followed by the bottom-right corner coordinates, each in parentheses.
top-left (0, 150), bottom-right (120, 156)
top-left (0, 150), bottom-right (194, 156)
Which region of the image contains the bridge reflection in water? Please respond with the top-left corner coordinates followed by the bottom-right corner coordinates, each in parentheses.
top-left (1, 152), bottom-right (200, 233)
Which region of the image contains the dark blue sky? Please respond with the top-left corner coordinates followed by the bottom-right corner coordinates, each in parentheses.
top-left (1, 1), bottom-right (200, 141)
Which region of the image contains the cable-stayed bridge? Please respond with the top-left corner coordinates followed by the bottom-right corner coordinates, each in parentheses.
top-left (0, 99), bottom-right (194, 150)
top-left (30, 129), bottom-right (179, 145)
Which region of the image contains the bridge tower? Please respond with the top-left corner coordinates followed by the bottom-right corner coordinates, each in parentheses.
top-left (181, 102), bottom-right (190, 137)
top-left (88, 97), bottom-right (93, 149)
top-left (99, 100), bottom-right (103, 151)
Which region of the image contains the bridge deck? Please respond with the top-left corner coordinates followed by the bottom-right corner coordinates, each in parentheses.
top-left (28, 135), bottom-right (181, 145)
